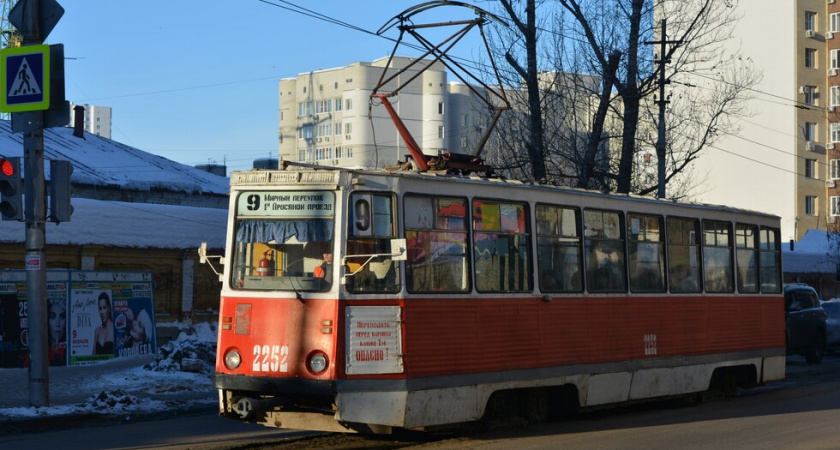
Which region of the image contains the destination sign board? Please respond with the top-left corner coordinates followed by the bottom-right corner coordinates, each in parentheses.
top-left (236, 191), bottom-right (335, 217)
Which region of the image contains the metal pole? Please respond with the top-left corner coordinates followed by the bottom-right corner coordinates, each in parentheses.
top-left (656, 19), bottom-right (668, 199)
top-left (22, 0), bottom-right (49, 407)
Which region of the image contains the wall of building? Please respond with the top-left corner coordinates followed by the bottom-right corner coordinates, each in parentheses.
top-left (279, 57), bottom-right (465, 169)
top-left (0, 244), bottom-right (222, 320)
top-left (69, 103), bottom-right (112, 139)
top-left (683, 1), bottom-right (798, 240)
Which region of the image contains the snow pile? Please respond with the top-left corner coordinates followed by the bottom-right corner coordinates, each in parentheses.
top-left (81, 389), bottom-right (143, 411)
top-left (145, 321), bottom-right (217, 374)
top-left (0, 322), bottom-right (219, 420)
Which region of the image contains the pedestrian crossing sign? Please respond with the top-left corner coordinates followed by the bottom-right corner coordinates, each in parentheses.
top-left (0, 44), bottom-right (50, 113)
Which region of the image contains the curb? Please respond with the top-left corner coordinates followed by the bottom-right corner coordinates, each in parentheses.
top-left (0, 401), bottom-right (217, 436)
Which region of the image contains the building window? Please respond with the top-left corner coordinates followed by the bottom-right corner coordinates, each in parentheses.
top-left (335, 122), bottom-right (341, 135)
top-left (805, 196), bottom-right (818, 216)
top-left (805, 159), bottom-right (817, 178)
top-left (336, 147), bottom-right (342, 159)
top-left (805, 122), bottom-right (817, 141)
top-left (438, 126), bottom-right (444, 139)
top-left (298, 150), bottom-right (306, 161)
top-left (831, 159), bottom-right (840, 179)
top-left (833, 50), bottom-right (840, 70)
top-left (832, 86), bottom-right (840, 107)
top-left (346, 147), bottom-right (353, 158)
top-left (335, 98), bottom-right (342, 111)
top-left (438, 102), bottom-right (444, 114)
top-left (832, 196), bottom-right (840, 216)
top-left (806, 11), bottom-right (817, 31)
top-left (301, 124), bottom-right (314, 140)
top-left (832, 13), bottom-right (840, 33)
top-left (832, 123), bottom-right (840, 142)
top-left (345, 99), bottom-right (353, 110)
top-left (804, 85), bottom-right (818, 105)
top-left (806, 48), bottom-right (817, 68)
top-left (345, 123), bottom-right (352, 134)
top-left (315, 100), bottom-right (332, 114)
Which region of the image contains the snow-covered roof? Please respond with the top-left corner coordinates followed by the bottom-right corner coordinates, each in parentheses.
top-left (0, 121), bottom-right (229, 195)
top-left (783, 229), bottom-right (839, 274)
top-left (0, 197), bottom-right (227, 249)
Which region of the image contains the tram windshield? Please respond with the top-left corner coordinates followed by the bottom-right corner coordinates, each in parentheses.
top-left (231, 191), bottom-right (335, 291)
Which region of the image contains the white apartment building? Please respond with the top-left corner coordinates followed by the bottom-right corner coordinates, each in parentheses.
top-left (684, 0), bottom-right (840, 242)
top-left (69, 103), bottom-right (112, 139)
top-left (278, 56), bottom-right (487, 169)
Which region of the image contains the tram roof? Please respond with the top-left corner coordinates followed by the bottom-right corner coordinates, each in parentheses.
top-left (232, 165), bottom-right (780, 222)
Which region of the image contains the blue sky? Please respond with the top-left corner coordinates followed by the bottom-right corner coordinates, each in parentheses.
top-left (45, 1), bottom-right (490, 173)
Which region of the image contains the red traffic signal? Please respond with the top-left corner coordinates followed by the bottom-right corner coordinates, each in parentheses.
top-left (1, 158), bottom-right (15, 177)
top-left (0, 157), bottom-right (23, 221)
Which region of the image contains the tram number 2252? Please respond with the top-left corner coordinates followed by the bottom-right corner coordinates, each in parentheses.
top-left (252, 344), bottom-right (290, 373)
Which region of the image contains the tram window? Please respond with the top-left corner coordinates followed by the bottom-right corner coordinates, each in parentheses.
top-left (735, 224), bottom-right (759, 293)
top-left (702, 220), bottom-right (734, 293)
top-left (536, 204), bottom-right (582, 293)
top-left (346, 193), bottom-right (400, 293)
top-left (666, 217), bottom-right (701, 293)
top-left (584, 210), bottom-right (627, 293)
top-left (404, 195), bottom-right (469, 293)
top-left (473, 199), bottom-right (532, 293)
top-left (230, 191), bottom-right (335, 291)
top-left (628, 214), bottom-right (665, 293)
top-left (759, 227), bottom-right (782, 292)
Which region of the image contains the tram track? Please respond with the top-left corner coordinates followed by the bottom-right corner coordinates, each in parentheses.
top-left (226, 431), bottom-right (451, 450)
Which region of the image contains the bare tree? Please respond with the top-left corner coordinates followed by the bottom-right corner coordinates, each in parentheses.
top-left (482, 0), bottom-right (759, 196)
top-left (497, 0), bottom-right (547, 182)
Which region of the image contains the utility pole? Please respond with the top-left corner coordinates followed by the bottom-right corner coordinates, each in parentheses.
top-left (646, 19), bottom-right (681, 199)
top-left (22, 0), bottom-right (48, 408)
top-left (2, 0), bottom-right (65, 407)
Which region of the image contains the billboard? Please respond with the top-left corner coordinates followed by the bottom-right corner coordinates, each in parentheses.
top-left (0, 270), bottom-right (154, 368)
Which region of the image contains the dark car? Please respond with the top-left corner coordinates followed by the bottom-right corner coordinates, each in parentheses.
top-left (784, 284), bottom-right (827, 364)
top-left (821, 300), bottom-right (840, 352)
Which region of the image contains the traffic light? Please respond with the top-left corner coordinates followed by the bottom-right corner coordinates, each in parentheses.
top-left (0, 157), bottom-right (23, 221)
top-left (49, 159), bottom-right (73, 223)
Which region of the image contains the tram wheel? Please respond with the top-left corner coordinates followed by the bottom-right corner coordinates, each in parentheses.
top-left (522, 389), bottom-right (550, 424)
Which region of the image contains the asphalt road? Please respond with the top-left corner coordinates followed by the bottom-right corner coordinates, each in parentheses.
top-left (1, 354), bottom-right (838, 450)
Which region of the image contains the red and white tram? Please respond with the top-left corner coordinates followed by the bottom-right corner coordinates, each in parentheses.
top-left (204, 164), bottom-right (785, 433)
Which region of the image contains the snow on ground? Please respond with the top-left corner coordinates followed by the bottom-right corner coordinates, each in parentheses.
top-left (0, 322), bottom-right (218, 420)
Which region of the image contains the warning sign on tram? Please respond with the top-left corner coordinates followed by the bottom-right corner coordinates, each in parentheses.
top-left (0, 44), bottom-right (50, 112)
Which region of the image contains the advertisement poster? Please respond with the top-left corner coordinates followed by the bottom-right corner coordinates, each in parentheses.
top-left (0, 283), bottom-right (26, 368)
top-left (0, 271), bottom-right (154, 367)
top-left (112, 283), bottom-right (156, 358)
top-left (47, 282), bottom-right (68, 366)
top-left (70, 286), bottom-right (116, 365)
top-left (68, 272), bottom-right (155, 365)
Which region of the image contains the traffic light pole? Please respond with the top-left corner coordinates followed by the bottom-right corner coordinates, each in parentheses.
top-left (22, 2), bottom-right (49, 408)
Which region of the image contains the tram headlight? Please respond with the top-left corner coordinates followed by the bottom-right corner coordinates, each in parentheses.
top-left (307, 351), bottom-right (328, 374)
top-left (224, 348), bottom-right (242, 370)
